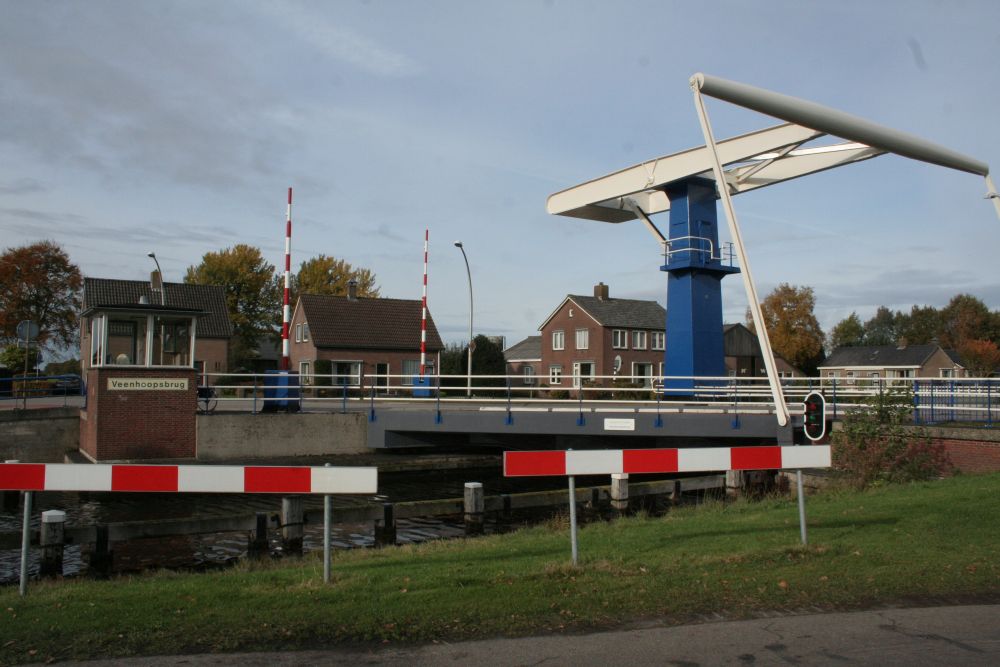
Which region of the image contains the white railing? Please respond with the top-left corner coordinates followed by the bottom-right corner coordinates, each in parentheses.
top-left (194, 371), bottom-right (997, 426)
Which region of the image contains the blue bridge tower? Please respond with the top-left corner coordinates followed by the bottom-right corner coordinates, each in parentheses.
top-left (661, 177), bottom-right (739, 394)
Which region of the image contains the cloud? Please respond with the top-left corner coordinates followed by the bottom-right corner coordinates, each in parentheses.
top-left (0, 178), bottom-right (46, 195)
top-left (251, 2), bottom-right (420, 78)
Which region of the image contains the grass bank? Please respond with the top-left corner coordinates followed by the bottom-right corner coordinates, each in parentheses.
top-left (2, 474), bottom-right (999, 664)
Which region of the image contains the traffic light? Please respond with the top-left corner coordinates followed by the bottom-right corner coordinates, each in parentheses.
top-left (803, 391), bottom-right (826, 441)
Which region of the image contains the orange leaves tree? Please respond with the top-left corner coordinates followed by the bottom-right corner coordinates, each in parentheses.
top-left (0, 240), bottom-right (82, 353)
top-left (747, 283), bottom-right (825, 375)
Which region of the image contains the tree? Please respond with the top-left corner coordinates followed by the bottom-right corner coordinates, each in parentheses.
top-left (832, 386), bottom-right (950, 488)
top-left (828, 312), bottom-right (864, 350)
top-left (747, 283), bottom-right (825, 375)
top-left (0, 345), bottom-right (40, 372)
top-left (290, 255), bottom-right (379, 301)
top-left (861, 306), bottom-right (901, 346)
top-left (956, 339), bottom-right (1000, 377)
top-left (0, 241), bottom-right (82, 351)
top-left (896, 305), bottom-right (942, 345)
top-left (939, 294), bottom-right (993, 349)
top-left (185, 244), bottom-right (280, 366)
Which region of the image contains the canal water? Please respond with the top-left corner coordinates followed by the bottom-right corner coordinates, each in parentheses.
top-left (2, 466), bottom-right (662, 584)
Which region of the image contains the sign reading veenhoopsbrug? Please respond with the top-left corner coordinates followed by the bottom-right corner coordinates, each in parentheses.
top-left (107, 378), bottom-right (190, 391)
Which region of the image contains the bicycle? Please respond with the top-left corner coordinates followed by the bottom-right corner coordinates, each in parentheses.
top-left (197, 385), bottom-right (218, 414)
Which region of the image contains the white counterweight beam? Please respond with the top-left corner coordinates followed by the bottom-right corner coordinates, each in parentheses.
top-left (691, 73), bottom-right (989, 177)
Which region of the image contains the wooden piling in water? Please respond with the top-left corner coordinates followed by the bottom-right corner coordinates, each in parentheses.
top-left (611, 474), bottom-right (629, 515)
top-left (464, 482), bottom-right (484, 536)
top-left (39, 510), bottom-right (66, 578)
top-left (89, 524), bottom-right (112, 578)
top-left (374, 502), bottom-right (396, 546)
top-left (248, 512), bottom-right (269, 559)
top-left (281, 497), bottom-right (303, 556)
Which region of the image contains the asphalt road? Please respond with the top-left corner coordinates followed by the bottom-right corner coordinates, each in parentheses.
top-left (34, 604), bottom-right (1000, 666)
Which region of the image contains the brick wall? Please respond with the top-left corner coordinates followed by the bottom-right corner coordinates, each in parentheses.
top-left (935, 439), bottom-right (1000, 474)
top-left (80, 368), bottom-right (197, 461)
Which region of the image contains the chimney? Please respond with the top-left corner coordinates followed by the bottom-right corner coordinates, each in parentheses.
top-left (594, 282), bottom-right (609, 300)
top-left (347, 279), bottom-right (358, 301)
top-left (896, 337), bottom-right (908, 350)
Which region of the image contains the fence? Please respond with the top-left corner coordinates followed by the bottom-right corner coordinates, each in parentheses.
top-left (195, 371), bottom-right (997, 427)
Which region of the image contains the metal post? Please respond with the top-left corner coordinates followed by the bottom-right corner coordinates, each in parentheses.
top-left (568, 475), bottom-right (578, 565)
top-left (323, 463), bottom-right (332, 584)
top-left (19, 490), bottom-right (32, 596)
top-left (454, 241), bottom-right (473, 398)
top-left (796, 470), bottom-right (807, 545)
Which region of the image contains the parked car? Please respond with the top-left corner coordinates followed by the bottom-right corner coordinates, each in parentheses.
top-left (51, 374), bottom-right (82, 395)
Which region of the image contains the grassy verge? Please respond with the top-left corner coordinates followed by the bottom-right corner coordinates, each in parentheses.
top-left (3, 473), bottom-right (999, 664)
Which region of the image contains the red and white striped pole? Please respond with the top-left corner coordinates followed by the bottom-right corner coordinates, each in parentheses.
top-left (420, 228), bottom-right (428, 376)
top-left (281, 187), bottom-right (292, 372)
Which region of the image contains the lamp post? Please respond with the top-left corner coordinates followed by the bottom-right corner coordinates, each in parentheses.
top-left (454, 241), bottom-right (473, 398)
top-left (147, 252), bottom-right (166, 305)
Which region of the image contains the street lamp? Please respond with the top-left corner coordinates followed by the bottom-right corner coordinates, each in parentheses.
top-left (147, 252), bottom-right (166, 306)
top-left (454, 241), bottom-right (473, 398)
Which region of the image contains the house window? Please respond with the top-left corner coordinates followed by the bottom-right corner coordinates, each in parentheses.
top-left (846, 371), bottom-right (855, 385)
top-left (523, 365), bottom-right (535, 385)
top-left (302, 323), bottom-right (310, 342)
top-left (295, 323), bottom-right (302, 343)
top-left (299, 360), bottom-right (312, 385)
top-left (552, 330), bottom-right (565, 351)
top-left (333, 361), bottom-right (361, 386)
top-left (549, 365), bottom-right (562, 385)
top-left (401, 360), bottom-right (420, 385)
top-left (940, 368), bottom-right (954, 378)
top-left (572, 361), bottom-right (595, 388)
top-left (633, 362), bottom-right (654, 388)
top-left (575, 328), bottom-right (589, 350)
top-left (651, 331), bottom-right (665, 350)
top-left (612, 329), bottom-right (628, 349)
top-left (632, 331), bottom-right (647, 350)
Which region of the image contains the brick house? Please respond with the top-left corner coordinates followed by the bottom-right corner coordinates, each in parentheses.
top-left (80, 278), bottom-right (232, 385)
top-left (819, 343), bottom-right (966, 383)
top-left (538, 283), bottom-right (667, 389)
top-left (288, 289), bottom-right (444, 390)
top-left (724, 323), bottom-right (802, 378)
top-left (532, 283), bottom-right (802, 390)
top-left (503, 335), bottom-right (542, 385)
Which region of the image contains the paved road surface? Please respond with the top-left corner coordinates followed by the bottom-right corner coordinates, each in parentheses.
top-left (34, 604), bottom-right (1000, 666)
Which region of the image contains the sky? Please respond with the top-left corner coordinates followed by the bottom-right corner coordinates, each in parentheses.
top-left (2, 0), bottom-right (999, 356)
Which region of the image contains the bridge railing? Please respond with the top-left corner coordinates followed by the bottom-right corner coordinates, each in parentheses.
top-left (195, 372), bottom-right (996, 427)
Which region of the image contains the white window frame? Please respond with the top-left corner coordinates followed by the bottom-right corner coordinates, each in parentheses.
top-left (575, 328), bottom-right (589, 350)
top-left (523, 364), bottom-right (535, 385)
top-left (632, 330), bottom-right (647, 350)
top-left (939, 368), bottom-right (954, 378)
top-left (572, 361), bottom-right (595, 388)
top-left (612, 329), bottom-right (628, 349)
top-left (552, 330), bottom-right (565, 351)
top-left (549, 365), bottom-right (562, 385)
top-left (299, 360), bottom-right (312, 385)
top-left (632, 361), bottom-right (654, 388)
top-left (651, 331), bottom-right (665, 351)
top-left (295, 323), bottom-right (302, 343)
top-left (302, 323), bottom-right (310, 342)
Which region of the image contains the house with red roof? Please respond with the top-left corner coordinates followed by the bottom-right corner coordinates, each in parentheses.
top-left (288, 283), bottom-right (444, 390)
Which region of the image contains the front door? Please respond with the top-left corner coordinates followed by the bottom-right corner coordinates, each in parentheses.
top-left (375, 363), bottom-right (389, 394)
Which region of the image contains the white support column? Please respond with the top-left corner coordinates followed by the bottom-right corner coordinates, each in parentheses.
top-left (692, 85), bottom-right (790, 427)
top-left (986, 174), bottom-right (1000, 224)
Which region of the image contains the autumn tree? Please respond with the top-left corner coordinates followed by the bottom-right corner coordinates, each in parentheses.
top-left (939, 294), bottom-right (994, 349)
top-left (185, 244), bottom-right (280, 366)
top-left (957, 339), bottom-right (1000, 377)
top-left (747, 283), bottom-right (825, 375)
top-left (289, 255), bottom-right (380, 302)
top-left (0, 240), bottom-right (83, 353)
top-left (828, 312), bottom-right (864, 350)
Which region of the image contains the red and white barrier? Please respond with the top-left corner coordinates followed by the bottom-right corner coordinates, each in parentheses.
top-left (504, 445), bottom-right (830, 477)
top-left (0, 463), bottom-right (377, 495)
